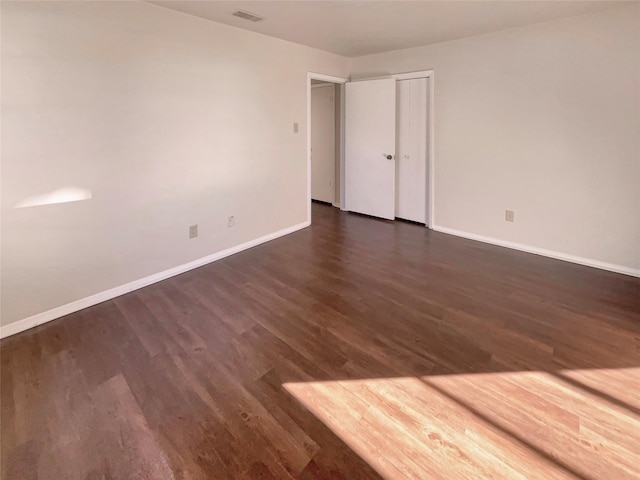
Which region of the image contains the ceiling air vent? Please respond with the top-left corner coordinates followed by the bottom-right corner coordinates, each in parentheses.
top-left (231, 10), bottom-right (264, 22)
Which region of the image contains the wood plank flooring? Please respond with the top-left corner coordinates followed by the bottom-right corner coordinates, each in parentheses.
top-left (2, 203), bottom-right (639, 479)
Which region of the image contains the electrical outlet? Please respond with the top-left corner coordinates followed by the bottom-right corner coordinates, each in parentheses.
top-left (505, 210), bottom-right (515, 222)
top-left (189, 224), bottom-right (198, 238)
top-left (227, 216), bottom-right (235, 228)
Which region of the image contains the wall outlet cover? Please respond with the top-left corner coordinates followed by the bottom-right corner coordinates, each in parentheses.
top-left (505, 210), bottom-right (515, 222)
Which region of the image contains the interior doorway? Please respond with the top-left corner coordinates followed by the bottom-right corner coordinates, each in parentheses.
top-left (306, 73), bottom-right (348, 224)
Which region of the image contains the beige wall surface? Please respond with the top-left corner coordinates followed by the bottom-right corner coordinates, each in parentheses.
top-left (1, 1), bottom-right (350, 327)
top-left (352, 5), bottom-right (640, 272)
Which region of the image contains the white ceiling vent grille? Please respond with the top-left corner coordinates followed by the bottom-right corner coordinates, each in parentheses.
top-left (231, 10), bottom-right (264, 22)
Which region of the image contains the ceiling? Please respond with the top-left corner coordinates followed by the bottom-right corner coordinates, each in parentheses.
top-left (149, 1), bottom-right (629, 57)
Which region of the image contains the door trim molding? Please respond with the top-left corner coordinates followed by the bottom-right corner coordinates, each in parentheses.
top-left (307, 72), bottom-right (348, 223)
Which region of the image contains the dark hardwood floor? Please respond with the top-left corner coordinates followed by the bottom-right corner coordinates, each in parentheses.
top-left (2, 203), bottom-right (639, 479)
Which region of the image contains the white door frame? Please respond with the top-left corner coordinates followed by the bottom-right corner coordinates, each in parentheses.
top-left (307, 72), bottom-right (348, 224)
top-left (350, 70), bottom-right (435, 228)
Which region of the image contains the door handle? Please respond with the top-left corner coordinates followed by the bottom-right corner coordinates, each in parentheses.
top-left (385, 154), bottom-right (393, 160)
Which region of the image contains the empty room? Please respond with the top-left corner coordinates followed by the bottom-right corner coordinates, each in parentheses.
top-left (1, 1), bottom-right (639, 479)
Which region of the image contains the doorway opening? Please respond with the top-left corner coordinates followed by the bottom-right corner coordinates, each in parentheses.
top-left (307, 73), bottom-right (348, 224)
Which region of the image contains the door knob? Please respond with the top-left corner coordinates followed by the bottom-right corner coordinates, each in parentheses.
top-left (385, 154), bottom-right (393, 160)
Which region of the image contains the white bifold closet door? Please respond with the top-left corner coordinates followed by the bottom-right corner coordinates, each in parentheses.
top-left (345, 78), bottom-right (396, 220)
top-left (395, 78), bottom-right (428, 224)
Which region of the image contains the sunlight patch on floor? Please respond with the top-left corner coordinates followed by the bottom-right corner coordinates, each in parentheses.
top-left (283, 368), bottom-right (640, 480)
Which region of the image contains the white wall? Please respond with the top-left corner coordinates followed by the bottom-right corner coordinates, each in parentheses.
top-left (1, 1), bottom-right (350, 329)
top-left (352, 5), bottom-right (640, 273)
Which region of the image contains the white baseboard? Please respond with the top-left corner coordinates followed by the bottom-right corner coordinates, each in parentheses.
top-left (432, 225), bottom-right (640, 278)
top-left (0, 221), bottom-right (310, 340)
